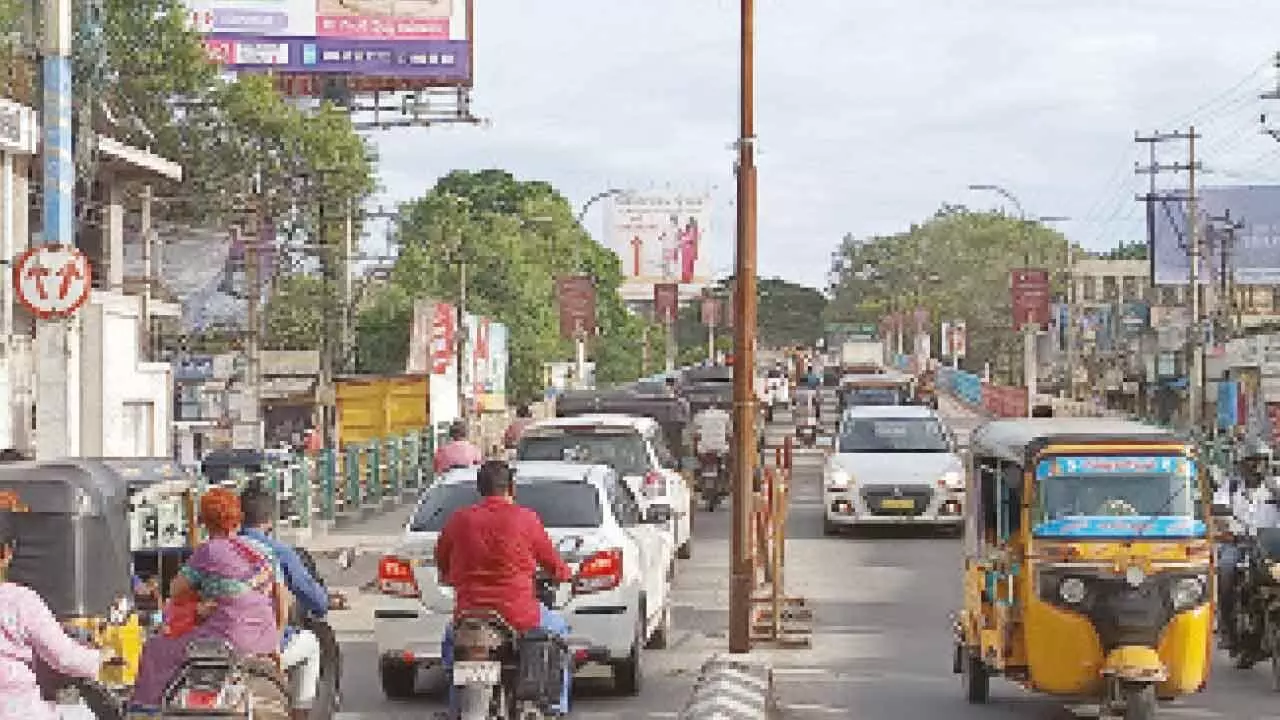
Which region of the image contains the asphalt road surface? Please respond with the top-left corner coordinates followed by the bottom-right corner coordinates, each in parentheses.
top-left (311, 396), bottom-right (1280, 719)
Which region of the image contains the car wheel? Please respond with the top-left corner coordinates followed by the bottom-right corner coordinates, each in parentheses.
top-left (646, 602), bottom-right (672, 650)
top-left (677, 537), bottom-right (693, 560)
top-left (378, 658), bottom-right (418, 699)
top-left (612, 603), bottom-right (644, 696)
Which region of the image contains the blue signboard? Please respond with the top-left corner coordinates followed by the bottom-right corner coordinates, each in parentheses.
top-left (1038, 456), bottom-right (1183, 477)
top-left (1218, 381), bottom-right (1240, 431)
top-left (1033, 516), bottom-right (1204, 538)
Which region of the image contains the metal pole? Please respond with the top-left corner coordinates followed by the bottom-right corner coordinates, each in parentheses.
top-left (708, 320), bottom-right (716, 362)
top-left (664, 317), bottom-right (676, 372)
top-left (457, 257), bottom-right (468, 420)
top-left (140, 184), bottom-right (153, 358)
top-left (1024, 326), bottom-right (1037, 417)
top-left (729, 0), bottom-right (758, 655)
top-left (341, 205), bottom-right (354, 372)
top-left (246, 215), bottom-right (263, 452)
top-left (1065, 245), bottom-right (1076, 398)
top-left (1188, 126), bottom-right (1203, 431)
top-left (575, 335), bottom-right (587, 389)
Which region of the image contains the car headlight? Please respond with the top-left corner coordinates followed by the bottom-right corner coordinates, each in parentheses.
top-left (1171, 576), bottom-right (1206, 611)
top-left (939, 470), bottom-right (964, 491)
top-left (826, 469), bottom-right (852, 491)
top-left (1058, 577), bottom-right (1087, 604)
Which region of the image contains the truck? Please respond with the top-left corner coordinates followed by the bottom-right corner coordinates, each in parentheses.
top-left (840, 340), bottom-right (886, 373)
top-left (335, 374), bottom-right (430, 447)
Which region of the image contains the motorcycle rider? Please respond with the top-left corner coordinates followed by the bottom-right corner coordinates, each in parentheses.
top-left (692, 401), bottom-right (732, 488)
top-left (434, 420), bottom-right (483, 474)
top-left (435, 461), bottom-right (575, 717)
top-left (1219, 439), bottom-right (1278, 652)
top-left (238, 487), bottom-right (334, 720)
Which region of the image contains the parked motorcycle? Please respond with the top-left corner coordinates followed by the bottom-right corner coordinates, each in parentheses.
top-left (697, 452), bottom-right (729, 512)
top-left (453, 573), bottom-right (572, 720)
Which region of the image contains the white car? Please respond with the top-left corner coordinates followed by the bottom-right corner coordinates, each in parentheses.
top-left (372, 462), bottom-right (675, 699)
top-left (516, 414), bottom-right (694, 562)
top-left (823, 405), bottom-right (965, 535)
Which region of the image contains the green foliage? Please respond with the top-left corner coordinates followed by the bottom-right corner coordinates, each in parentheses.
top-left (357, 170), bottom-right (647, 402)
top-left (675, 277), bottom-right (826, 355)
top-left (264, 274), bottom-right (326, 350)
top-left (1102, 241), bottom-right (1149, 261)
top-left (825, 205), bottom-right (1071, 376)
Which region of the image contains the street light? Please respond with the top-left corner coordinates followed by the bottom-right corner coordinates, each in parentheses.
top-left (560, 189), bottom-right (622, 389)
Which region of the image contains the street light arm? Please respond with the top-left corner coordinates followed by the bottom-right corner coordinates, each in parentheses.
top-left (575, 188), bottom-right (624, 225)
top-left (968, 183), bottom-right (1026, 221)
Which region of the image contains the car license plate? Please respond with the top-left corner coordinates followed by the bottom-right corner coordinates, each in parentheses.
top-left (453, 660), bottom-right (501, 685)
top-left (880, 498), bottom-right (915, 510)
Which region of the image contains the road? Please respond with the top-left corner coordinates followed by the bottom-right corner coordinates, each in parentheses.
top-left (311, 396), bottom-right (1280, 719)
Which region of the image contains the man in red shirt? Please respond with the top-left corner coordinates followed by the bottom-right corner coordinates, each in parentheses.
top-left (435, 461), bottom-right (575, 716)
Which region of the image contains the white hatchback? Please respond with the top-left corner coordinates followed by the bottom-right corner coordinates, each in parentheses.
top-left (372, 462), bottom-right (675, 699)
top-left (516, 415), bottom-right (694, 562)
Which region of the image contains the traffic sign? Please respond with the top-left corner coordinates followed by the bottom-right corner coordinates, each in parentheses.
top-left (13, 245), bottom-right (92, 319)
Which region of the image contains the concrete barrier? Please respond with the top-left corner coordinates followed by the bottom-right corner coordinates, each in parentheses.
top-left (678, 655), bottom-right (777, 720)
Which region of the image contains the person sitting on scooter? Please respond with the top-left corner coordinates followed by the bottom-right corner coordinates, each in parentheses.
top-left (239, 487), bottom-right (333, 720)
top-left (0, 509), bottom-right (103, 720)
top-left (1219, 440), bottom-right (1276, 652)
top-left (692, 401), bottom-right (731, 464)
top-left (435, 461), bottom-right (575, 717)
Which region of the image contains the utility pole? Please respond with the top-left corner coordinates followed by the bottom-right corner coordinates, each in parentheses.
top-left (729, 0), bottom-right (758, 655)
top-left (1136, 128), bottom-right (1202, 429)
top-left (245, 206), bottom-right (263, 452)
top-left (341, 204), bottom-right (355, 372)
top-left (1209, 210), bottom-right (1243, 339)
top-left (456, 253), bottom-right (468, 419)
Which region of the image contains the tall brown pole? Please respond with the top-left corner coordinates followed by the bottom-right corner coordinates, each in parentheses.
top-left (729, 0), bottom-right (757, 655)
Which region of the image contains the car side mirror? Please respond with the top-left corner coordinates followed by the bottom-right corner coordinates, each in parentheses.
top-left (643, 505), bottom-right (672, 525)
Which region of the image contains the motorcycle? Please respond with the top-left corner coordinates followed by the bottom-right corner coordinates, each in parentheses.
top-left (1227, 530), bottom-right (1280, 690)
top-left (796, 419), bottom-right (817, 448)
top-left (697, 452), bottom-right (729, 512)
top-left (452, 573), bottom-right (572, 720)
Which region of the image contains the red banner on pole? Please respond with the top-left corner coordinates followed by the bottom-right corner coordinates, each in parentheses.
top-left (556, 275), bottom-right (596, 340)
top-left (654, 283), bottom-right (679, 324)
top-left (430, 302), bottom-right (456, 374)
top-left (1010, 268), bottom-right (1051, 330)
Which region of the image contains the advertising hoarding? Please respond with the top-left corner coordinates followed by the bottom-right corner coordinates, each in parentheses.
top-left (701, 296), bottom-right (721, 327)
top-left (406, 300), bottom-right (506, 410)
top-left (187, 0), bottom-right (471, 92)
top-left (653, 283), bottom-right (679, 324)
top-left (1151, 185), bottom-right (1280, 286)
top-left (1010, 269), bottom-right (1051, 330)
top-left (556, 275), bottom-right (596, 340)
top-left (606, 192), bottom-right (711, 302)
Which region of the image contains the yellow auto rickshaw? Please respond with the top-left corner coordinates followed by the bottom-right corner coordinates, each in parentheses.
top-left (0, 461), bottom-right (142, 715)
top-left (953, 418), bottom-right (1212, 720)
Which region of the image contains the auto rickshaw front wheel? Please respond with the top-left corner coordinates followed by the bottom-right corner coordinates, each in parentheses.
top-left (959, 646), bottom-right (989, 704)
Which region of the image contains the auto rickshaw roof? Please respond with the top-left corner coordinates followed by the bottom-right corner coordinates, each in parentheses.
top-left (94, 457), bottom-right (193, 487)
top-left (0, 460), bottom-right (129, 514)
top-left (969, 418), bottom-right (1182, 465)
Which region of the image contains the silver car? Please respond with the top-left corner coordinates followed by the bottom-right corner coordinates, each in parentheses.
top-left (822, 405), bottom-right (965, 535)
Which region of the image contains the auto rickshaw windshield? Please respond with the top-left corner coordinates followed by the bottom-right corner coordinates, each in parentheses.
top-left (1031, 456), bottom-right (1200, 537)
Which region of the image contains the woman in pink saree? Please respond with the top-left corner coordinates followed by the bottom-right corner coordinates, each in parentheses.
top-left (130, 489), bottom-right (287, 709)
top-left (0, 509), bottom-right (102, 720)
top-left (678, 217), bottom-right (700, 284)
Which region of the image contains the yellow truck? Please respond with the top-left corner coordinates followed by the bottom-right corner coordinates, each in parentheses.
top-left (335, 374), bottom-right (430, 447)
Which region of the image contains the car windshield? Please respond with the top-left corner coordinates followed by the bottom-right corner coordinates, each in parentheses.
top-left (408, 480), bottom-right (603, 532)
top-left (838, 417), bottom-right (949, 453)
top-left (843, 387), bottom-right (905, 406)
top-left (1032, 456), bottom-right (1198, 536)
top-left (517, 431), bottom-right (650, 476)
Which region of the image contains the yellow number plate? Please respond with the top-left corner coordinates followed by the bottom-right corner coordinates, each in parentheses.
top-left (880, 498), bottom-right (915, 510)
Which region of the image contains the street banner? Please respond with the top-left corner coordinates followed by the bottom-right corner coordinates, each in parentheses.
top-left (952, 321), bottom-right (967, 359)
top-left (940, 321), bottom-right (952, 357)
top-left (700, 296), bottom-right (721, 327)
top-left (556, 275), bottom-right (596, 340)
top-left (1010, 269), bottom-right (1051, 330)
top-left (654, 282), bottom-right (679, 324)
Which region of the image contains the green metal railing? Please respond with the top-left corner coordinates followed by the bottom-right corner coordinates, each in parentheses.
top-left (194, 428), bottom-right (441, 532)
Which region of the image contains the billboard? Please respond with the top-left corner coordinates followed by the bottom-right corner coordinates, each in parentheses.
top-left (653, 283), bottom-right (679, 324)
top-left (1010, 269), bottom-right (1051, 330)
top-left (606, 191), bottom-right (711, 302)
top-left (1151, 185), bottom-right (1280, 286)
top-left (188, 0), bottom-right (471, 92)
top-left (556, 275), bottom-right (596, 340)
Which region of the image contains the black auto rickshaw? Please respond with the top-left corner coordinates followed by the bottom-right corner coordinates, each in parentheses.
top-left (0, 461), bottom-right (137, 714)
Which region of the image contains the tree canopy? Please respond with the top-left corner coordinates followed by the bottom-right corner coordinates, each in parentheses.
top-left (354, 170), bottom-right (649, 402)
top-left (825, 205), bottom-right (1070, 376)
top-left (1100, 241), bottom-right (1149, 260)
top-left (674, 277), bottom-right (826, 359)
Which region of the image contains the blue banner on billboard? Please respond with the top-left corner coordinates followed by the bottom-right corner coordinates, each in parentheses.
top-left (1219, 381), bottom-right (1240, 430)
top-left (1152, 185), bottom-right (1280, 286)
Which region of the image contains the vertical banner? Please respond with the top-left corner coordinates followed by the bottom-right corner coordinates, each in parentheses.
top-left (654, 282), bottom-right (679, 324)
top-left (940, 321), bottom-right (952, 357)
top-left (1010, 269), bottom-right (1051, 330)
top-left (430, 302), bottom-right (456, 375)
top-left (556, 275), bottom-right (596, 339)
top-left (952, 321), bottom-right (967, 359)
top-left (700, 296), bottom-right (721, 327)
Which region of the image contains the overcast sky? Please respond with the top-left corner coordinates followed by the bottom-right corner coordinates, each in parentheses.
top-left (369, 0), bottom-right (1280, 290)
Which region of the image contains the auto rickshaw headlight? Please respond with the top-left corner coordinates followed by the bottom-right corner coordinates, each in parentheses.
top-left (1269, 562), bottom-right (1280, 584)
top-left (1059, 577), bottom-right (1087, 604)
top-left (1170, 577), bottom-right (1206, 611)
top-left (1125, 565), bottom-right (1146, 588)
top-left (939, 470), bottom-right (964, 491)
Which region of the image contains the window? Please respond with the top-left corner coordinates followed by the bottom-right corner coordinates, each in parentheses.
top-left (838, 417), bottom-right (950, 453)
top-left (123, 402), bottom-right (154, 456)
top-left (604, 475), bottom-right (641, 526)
top-left (1081, 277), bottom-right (1097, 302)
top-left (1102, 276), bottom-right (1119, 302)
top-left (1121, 275), bottom-right (1139, 303)
top-left (517, 429), bottom-right (650, 476)
top-left (409, 480), bottom-right (603, 531)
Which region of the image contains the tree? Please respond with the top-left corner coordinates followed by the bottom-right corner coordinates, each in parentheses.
top-left (263, 274), bottom-right (326, 350)
top-left (825, 205), bottom-right (1071, 378)
top-left (356, 170), bottom-right (647, 401)
top-left (1102, 241), bottom-right (1149, 261)
top-left (675, 277), bottom-right (826, 359)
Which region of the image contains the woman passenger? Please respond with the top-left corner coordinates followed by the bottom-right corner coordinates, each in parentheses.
top-left (0, 509), bottom-right (102, 720)
top-left (130, 488), bottom-right (288, 708)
